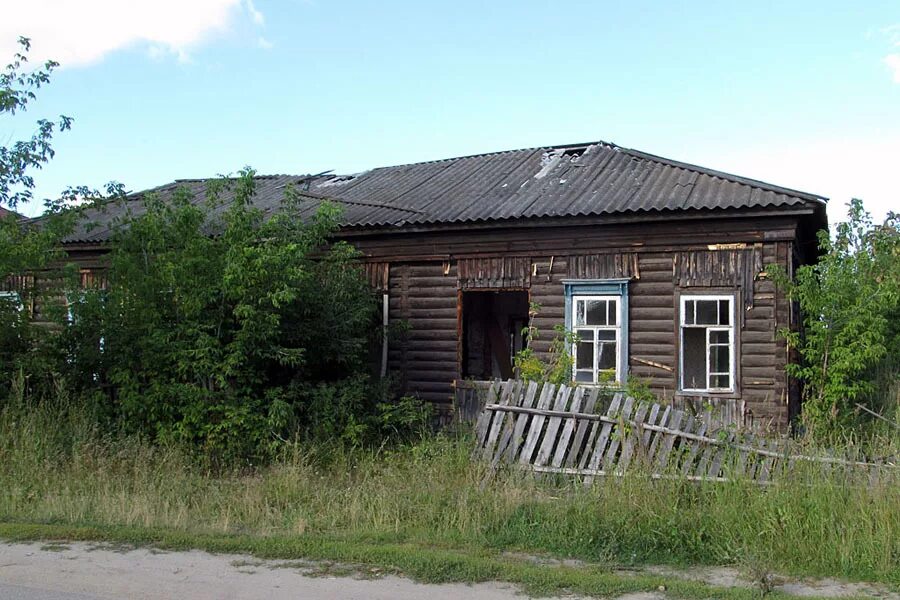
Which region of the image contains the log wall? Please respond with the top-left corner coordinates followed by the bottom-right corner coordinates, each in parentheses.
top-left (348, 214), bottom-right (810, 429)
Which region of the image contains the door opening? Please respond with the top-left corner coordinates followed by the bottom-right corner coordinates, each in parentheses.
top-left (461, 290), bottom-right (529, 380)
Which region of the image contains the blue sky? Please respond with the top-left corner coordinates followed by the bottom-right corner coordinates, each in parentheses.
top-left (4, 1), bottom-right (899, 221)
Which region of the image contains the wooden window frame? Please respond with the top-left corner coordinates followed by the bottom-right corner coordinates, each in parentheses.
top-left (572, 295), bottom-right (622, 384)
top-left (678, 293), bottom-right (736, 394)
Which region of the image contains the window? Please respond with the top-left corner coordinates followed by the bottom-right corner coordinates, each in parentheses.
top-left (572, 296), bottom-right (621, 383)
top-left (679, 295), bottom-right (735, 392)
top-left (0, 291), bottom-right (23, 312)
top-left (564, 279), bottom-right (629, 385)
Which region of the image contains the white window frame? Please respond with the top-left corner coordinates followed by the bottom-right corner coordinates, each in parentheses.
top-left (571, 295), bottom-right (622, 384)
top-left (679, 294), bottom-right (735, 393)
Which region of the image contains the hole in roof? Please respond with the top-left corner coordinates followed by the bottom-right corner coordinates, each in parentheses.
top-left (317, 174), bottom-right (360, 188)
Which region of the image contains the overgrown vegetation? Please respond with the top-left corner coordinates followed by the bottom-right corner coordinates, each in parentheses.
top-left (0, 399), bottom-right (897, 589)
top-left (776, 200), bottom-right (900, 439)
top-left (62, 174), bottom-right (429, 462)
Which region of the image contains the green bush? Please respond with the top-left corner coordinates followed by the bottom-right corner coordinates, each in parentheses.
top-left (777, 199), bottom-right (900, 439)
top-left (50, 171), bottom-right (425, 462)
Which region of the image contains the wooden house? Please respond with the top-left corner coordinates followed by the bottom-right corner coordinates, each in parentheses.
top-left (61, 142), bottom-right (827, 430)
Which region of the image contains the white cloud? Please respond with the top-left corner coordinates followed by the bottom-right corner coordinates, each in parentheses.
top-left (257, 37), bottom-right (274, 50)
top-left (1, 0), bottom-right (266, 68)
top-left (245, 0), bottom-right (265, 26)
top-left (885, 54), bottom-right (900, 83)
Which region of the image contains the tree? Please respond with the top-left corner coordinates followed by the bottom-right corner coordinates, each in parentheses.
top-left (780, 199), bottom-right (900, 437)
top-left (0, 37), bottom-right (78, 399)
top-left (63, 171), bottom-right (399, 461)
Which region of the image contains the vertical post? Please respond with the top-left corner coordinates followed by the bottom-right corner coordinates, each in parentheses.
top-left (381, 292), bottom-right (389, 378)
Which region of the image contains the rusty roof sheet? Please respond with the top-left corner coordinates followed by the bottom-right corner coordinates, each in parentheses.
top-left (61, 140), bottom-right (826, 243)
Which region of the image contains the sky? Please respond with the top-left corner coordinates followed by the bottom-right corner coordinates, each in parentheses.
top-left (3, 0), bottom-right (899, 223)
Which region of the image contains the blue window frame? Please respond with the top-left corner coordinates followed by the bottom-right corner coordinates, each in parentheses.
top-left (563, 279), bottom-right (629, 384)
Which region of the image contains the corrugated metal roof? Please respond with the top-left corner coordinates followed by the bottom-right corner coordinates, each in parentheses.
top-left (61, 140), bottom-right (827, 243)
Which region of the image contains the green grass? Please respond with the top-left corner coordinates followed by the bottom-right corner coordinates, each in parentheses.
top-left (0, 399), bottom-right (898, 597)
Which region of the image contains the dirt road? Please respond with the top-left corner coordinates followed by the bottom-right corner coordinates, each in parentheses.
top-left (0, 541), bottom-right (586, 600)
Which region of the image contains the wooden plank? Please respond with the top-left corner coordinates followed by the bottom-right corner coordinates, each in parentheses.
top-left (534, 385), bottom-right (572, 467)
top-left (567, 388), bottom-right (600, 468)
top-left (473, 381), bottom-right (499, 449)
top-left (551, 386), bottom-right (585, 469)
top-left (693, 422), bottom-right (716, 478)
top-left (648, 405), bottom-right (671, 463)
top-left (675, 415), bottom-right (695, 472)
top-left (503, 380), bottom-right (540, 463)
top-left (618, 401), bottom-right (649, 472)
top-left (603, 396), bottom-right (636, 471)
top-left (491, 382), bottom-right (531, 468)
top-left (640, 403), bottom-right (661, 455)
top-left (706, 430), bottom-right (733, 479)
top-left (481, 380), bottom-right (517, 460)
top-left (518, 383), bottom-right (556, 465)
top-left (582, 393), bottom-right (622, 483)
top-left (656, 409), bottom-right (684, 472)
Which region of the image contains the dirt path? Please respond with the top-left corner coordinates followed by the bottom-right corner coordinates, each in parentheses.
top-left (0, 541), bottom-right (574, 600)
top-left (0, 541), bottom-right (896, 600)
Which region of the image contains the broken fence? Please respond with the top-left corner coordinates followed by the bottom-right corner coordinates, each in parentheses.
top-left (472, 380), bottom-right (896, 486)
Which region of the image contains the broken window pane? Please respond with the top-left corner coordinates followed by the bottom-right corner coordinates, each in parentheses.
top-left (682, 328), bottom-right (706, 389)
top-left (575, 300), bottom-right (586, 326)
top-left (696, 300), bottom-right (719, 324)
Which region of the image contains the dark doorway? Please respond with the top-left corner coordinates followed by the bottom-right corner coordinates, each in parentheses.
top-left (461, 290), bottom-right (530, 379)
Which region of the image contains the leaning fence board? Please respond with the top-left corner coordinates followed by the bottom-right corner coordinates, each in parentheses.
top-left (583, 394), bottom-right (623, 485)
top-left (473, 380), bottom-right (896, 487)
top-left (618, 402), bottom-right (649, 472)
top-left (480, 380), bottom-right (516, 460)
top-left (535, 386), bottom-right (572, 467)
top-left (566, 388), bottom-right (599, 469)
top-left (551, 387), bottom-right (585, 468)
top-left (518, 384), bottom-right (556, 465)
top-left (501, 380), bottom-right (539, 464)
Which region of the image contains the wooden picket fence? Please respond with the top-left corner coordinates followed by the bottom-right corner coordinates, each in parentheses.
top-left (473, 380), bottom-right (895, 485)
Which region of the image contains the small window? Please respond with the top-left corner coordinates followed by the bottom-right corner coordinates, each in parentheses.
top-left (680, 295), bottom-right (735, 392)
top-left (572, 296), bottom-right (621, 383)
top-left (0, 291), bottom-right (23, 312)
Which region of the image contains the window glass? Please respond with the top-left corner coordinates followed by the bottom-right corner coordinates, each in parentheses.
top-left (709, 343), bottom-right (730, 373)
top-left (597, 340), bottom-right (616, 370)
top-left (682, 327), bottom-right (706, 390)
top-left (696, 300), bottom-right (719, 324)
top-left (569, 295), bottom-right (621, 384)
top-left (585, 299), bottom-right (608, 326)
top-left (684, 300), bottom-right (696, 325)
top-left (680, 295), bottom-right (735, 392)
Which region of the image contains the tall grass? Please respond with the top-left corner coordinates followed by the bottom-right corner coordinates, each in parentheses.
top-left (0, 397), bottom-right (897, 585)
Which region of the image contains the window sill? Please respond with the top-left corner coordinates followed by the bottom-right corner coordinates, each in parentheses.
top-left (675, 390), bottom-right (742, 400)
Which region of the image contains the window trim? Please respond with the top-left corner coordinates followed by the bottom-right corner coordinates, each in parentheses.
top-left (572, 295), bottom-right (622, 384)
top-left (678, 293), bottom-right (736, 393)
top-left (563, 278), bottom-right (629, 386)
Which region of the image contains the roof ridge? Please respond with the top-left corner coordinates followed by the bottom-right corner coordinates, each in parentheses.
top-left (364, 140), bottom-right (614, 171)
